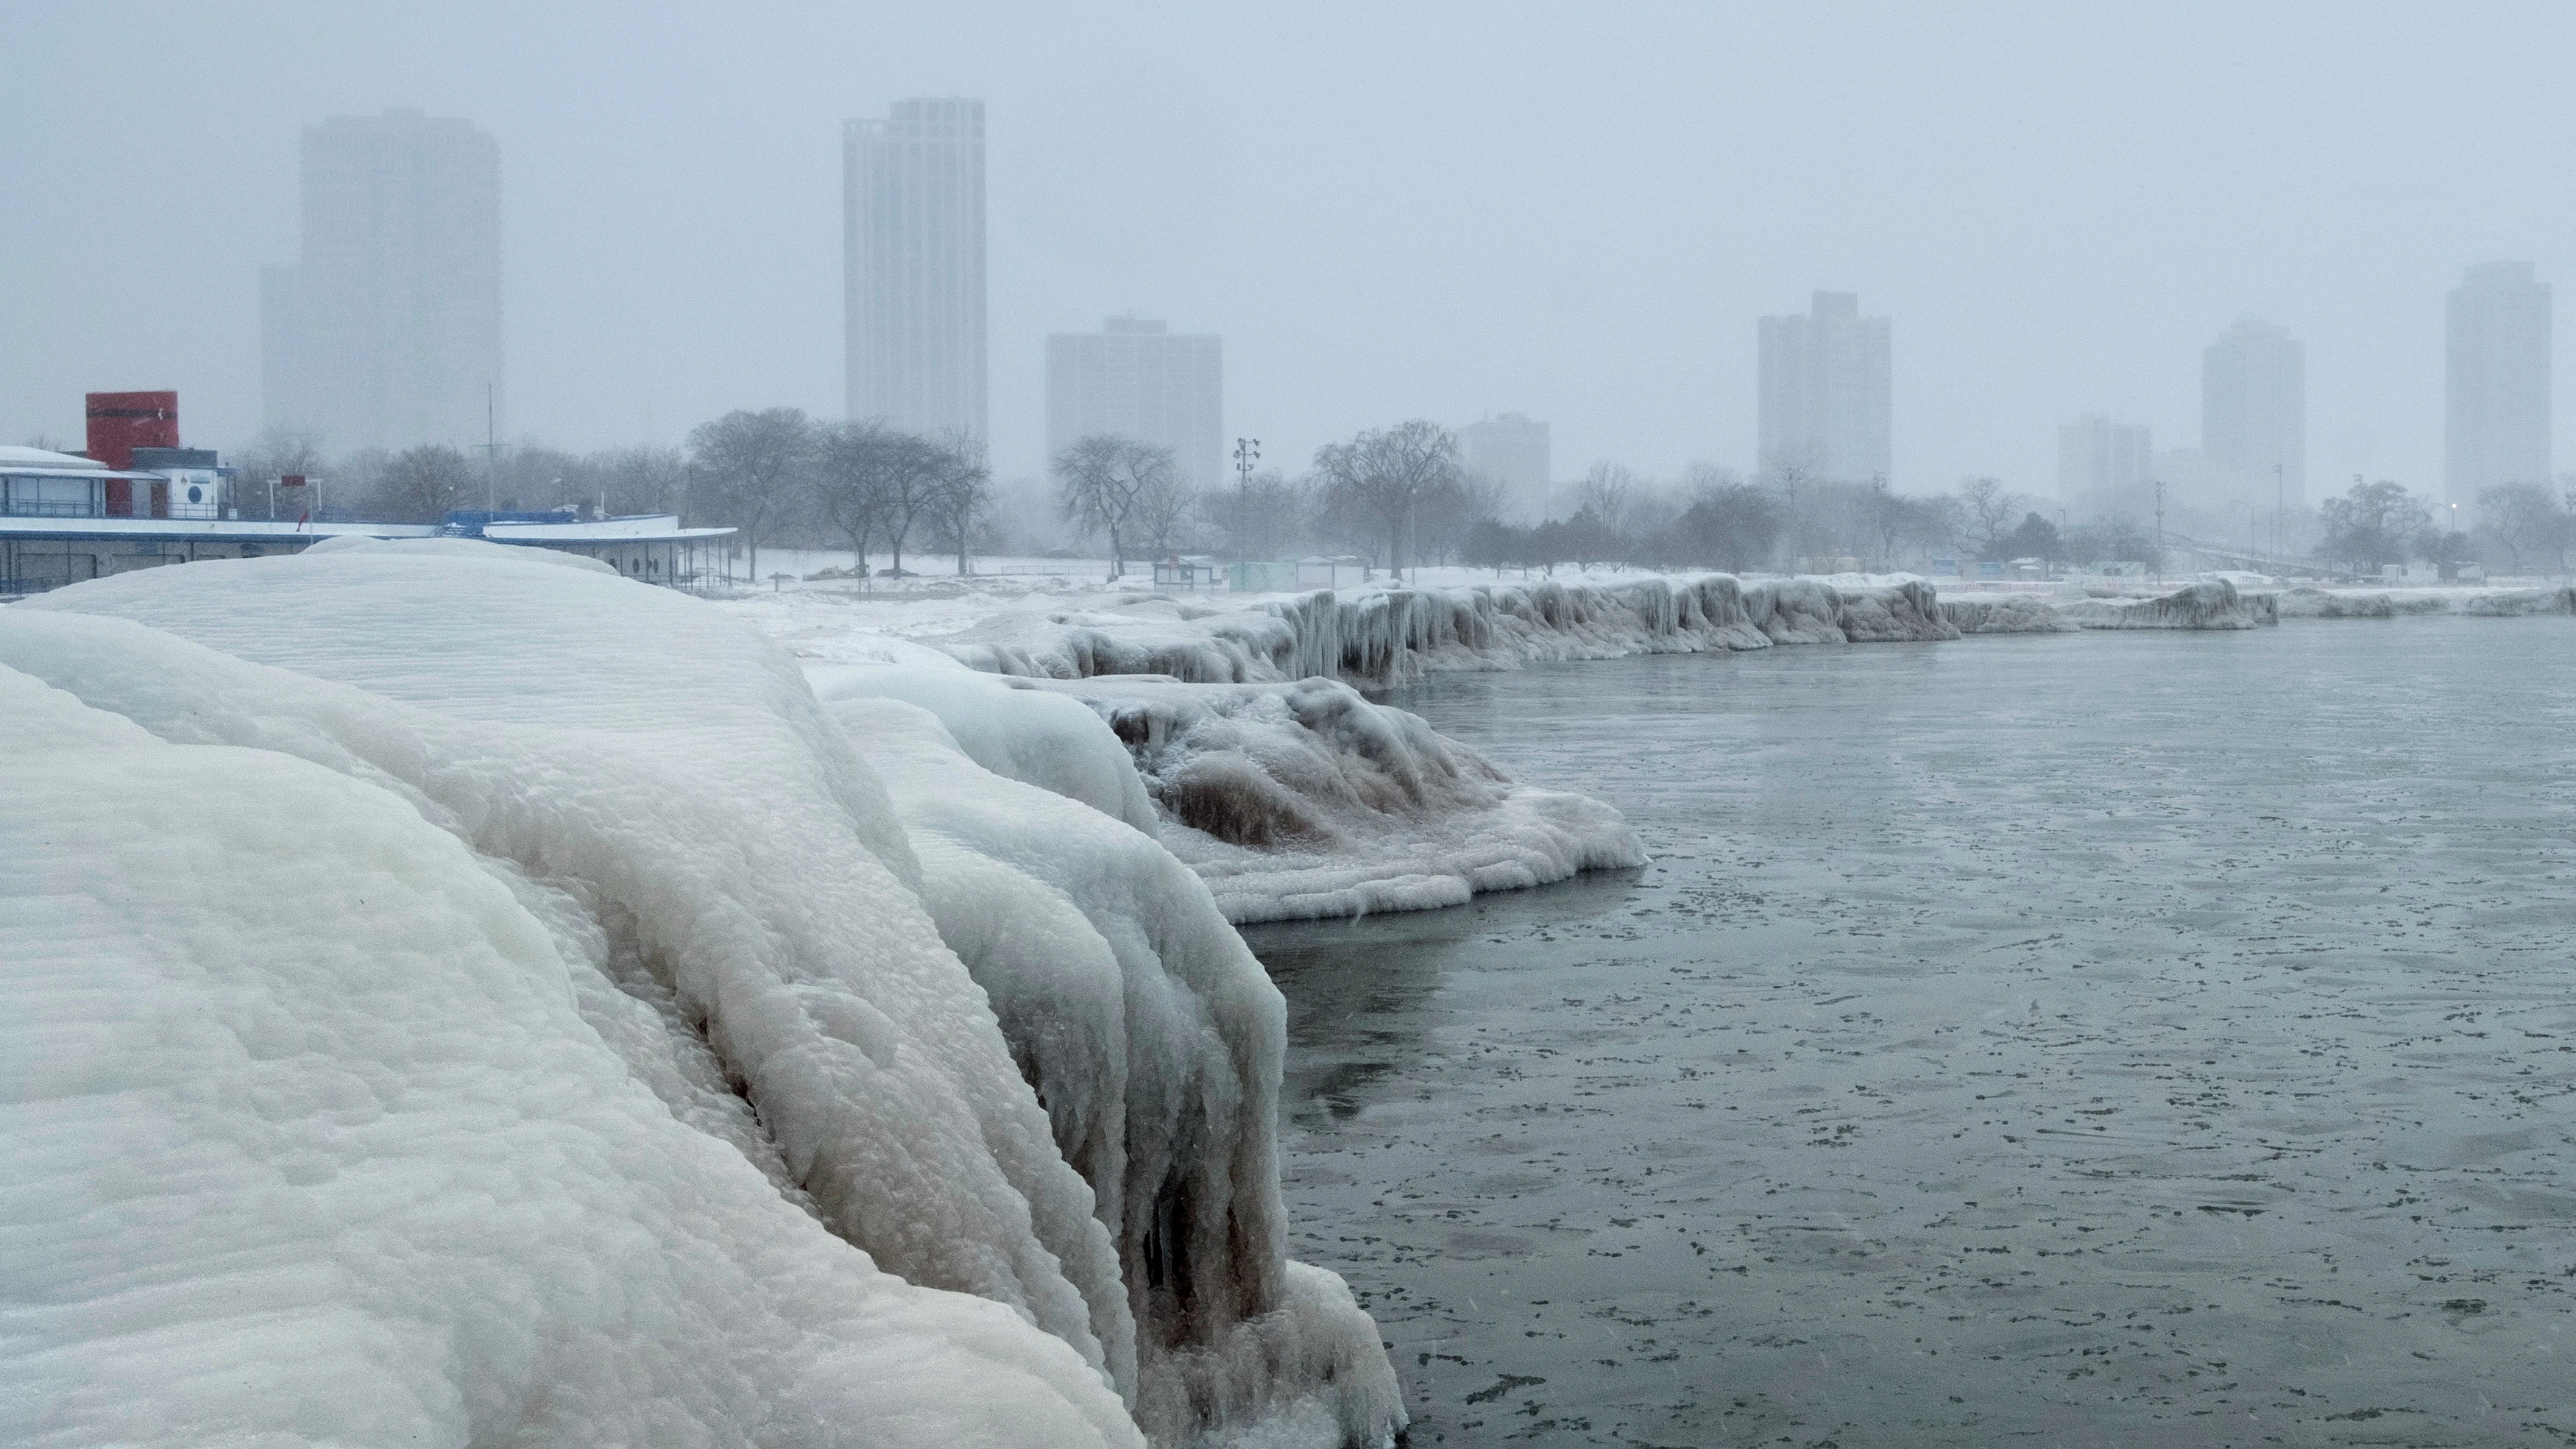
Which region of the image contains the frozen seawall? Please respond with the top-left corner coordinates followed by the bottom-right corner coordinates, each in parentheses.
top-left (927, 574), bottom-right (1958, 691)
top-left (4, 542), bottom-right (1402, 1448)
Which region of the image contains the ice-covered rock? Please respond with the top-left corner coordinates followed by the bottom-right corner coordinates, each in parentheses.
top-left (2275, 587), bottom-right (2396, 619)
top-left (6, 541), bottom-right (1401, 1448)
top-left (1030, 675), bottom-right (1647, 922)
top-left (2052, 579), bottom-right (2276, 630)
top-left (2462, 584), bottom-right (2576, 616)
top-left (1940, 594), bottom-right (2078, 634)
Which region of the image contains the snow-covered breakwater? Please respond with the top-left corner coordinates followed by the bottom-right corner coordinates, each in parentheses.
top-left (929, 574), bottom-right (1959, 690)
top-left (2, 542), bottom-right (1402, 1448)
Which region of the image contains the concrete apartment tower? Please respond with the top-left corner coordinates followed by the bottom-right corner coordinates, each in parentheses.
top-left (262, 109), bottom-right (503, 451)
top-left (2202, 319), bottom-right (2306, 509)
top-left (1459, 414), bottom-right (1551, 514)
top-left (2058, 414), bottom-right (2154, 516)
top-left (1758, 291), bottom-right (1892, 485)
top-left (845, 99), bottom-right (987, 441)
top-left (2446, 261), bottom-right (2551, 503)
top-left (1045, 316), bottom-right (1222, 489)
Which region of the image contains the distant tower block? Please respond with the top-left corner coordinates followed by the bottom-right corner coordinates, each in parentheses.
top-left (1046, 316), bottom-right (1222, 490)
top-left (2446, 261), bottom-right (2552, 504)
top-left (846, 98), bottom-right (988, 441)
top-left (1459, 414), bottom-right (1551, 509)
top-left (262, 109), bottom-right (503, 451)
top-left (1758, 291), bottom-right (1892, 486)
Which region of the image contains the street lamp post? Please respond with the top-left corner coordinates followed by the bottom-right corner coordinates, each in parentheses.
top-left (2153, 478), bottom-right (2165, 584)
top-left (2273, 461), bottom-right (2285, 565)
top-left (1233, 437), bottom-right (1260, 561)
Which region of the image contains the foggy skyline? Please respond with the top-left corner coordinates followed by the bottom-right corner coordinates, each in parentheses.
top-left (8, 3), bottom-right (2576, 497)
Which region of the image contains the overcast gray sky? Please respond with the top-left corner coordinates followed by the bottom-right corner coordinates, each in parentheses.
top-left (7, 1), bottom-right (2572, 499)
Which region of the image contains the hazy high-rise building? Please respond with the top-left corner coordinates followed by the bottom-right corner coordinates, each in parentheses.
top-left (2059, 414), bottom-right (2154, 513)
top-left (1459, 413), bottom-right (1551, 506)
top-left (2446, 261), bottom-right (2550, 503)
top-left (845, 98), bottom-right (986, 440)
top-left (1758, 291), bottom-right (1892, 485)
top-left (262, 108), bottom-right (502, 451)
top-left (1046, 316), bottom-right (1221, 489)
top-left (2202, 319), bottom-right (2306, 508)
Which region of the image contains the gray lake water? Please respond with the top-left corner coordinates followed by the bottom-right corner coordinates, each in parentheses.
top-left (1245, 617), bottom-right (2576, 1448)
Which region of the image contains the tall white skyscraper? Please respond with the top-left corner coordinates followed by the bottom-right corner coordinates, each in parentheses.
top-left (1046, 316), bottom-right (1222, 489)
top-left (262, 108), bottom-right (503, 451)
top-left (2446, 261), bottom-right (2551, 503)
top-left (2202, 319), bottom-right (2306, 508)
top-left (1459, 413), bottom-right (1551, 510)
top-left (2059, 414), bottom-right (2154, 514)
top-left (1758, 291), bottom-right (1892, 485)
top-left (845, 98), bottom-right (987, 440)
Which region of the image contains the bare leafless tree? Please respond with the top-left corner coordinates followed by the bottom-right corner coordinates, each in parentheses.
top-left (591, 444), bottom-right (689, 519)
top-left (1055, 434), bottom-right (1176, 581)
top-left (1313, 419), bottom-right (1459, 582)
top-left (367, 444), bottom-right (475, 522)
top-left (810, 420), bottom-right (907, 570)
top-left (1957, 476), bottom-right (2020, 559)
top-left (925, 430), bottom-right (993, 578)
top-left (688, 408), bottom-right (813, 583)
top-left (1203, 468), bottom-right (1309, 562)
top-left (1574, 461), bottom-right (1640, 535)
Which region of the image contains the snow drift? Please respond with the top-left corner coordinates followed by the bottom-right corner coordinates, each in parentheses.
top-left (926, 573), bottom-right (1955, 692)
top-left (4, 542), bottom-right (1401, 1448)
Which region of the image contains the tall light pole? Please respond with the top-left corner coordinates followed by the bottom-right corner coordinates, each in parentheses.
top-left (1233, 437), bottom-right (1260, 561)
top-left (2153, 478), bottom-right (2165, 584)
top-left (2273, 461), bottom-right (2285, 566)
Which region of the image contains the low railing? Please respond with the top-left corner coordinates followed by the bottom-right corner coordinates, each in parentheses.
top-left (1, 499), bottom-right (103, 518)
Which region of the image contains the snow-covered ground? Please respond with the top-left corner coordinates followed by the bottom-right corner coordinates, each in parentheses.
top-left (3, 541), bottom-right (1401, 1448)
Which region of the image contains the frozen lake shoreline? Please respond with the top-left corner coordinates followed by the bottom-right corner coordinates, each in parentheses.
top-left (1250, 616), bottom-right (2576, 1447)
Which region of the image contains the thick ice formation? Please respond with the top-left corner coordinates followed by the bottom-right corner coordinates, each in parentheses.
top-left (1939, 594), bottom-right (2078, 634)
top-left (920, 573), bottom-right (1953, 692)
top-left (1045, 676), bottom-right (1644, 923)
top-left (2462, 584), bottom-right (2576, 616)
top-left (823, 692), bottom-right (1401, 1441)
top-left (0, 657), bottom-right (1142, 1449)
top-left (5, 542), bottom-right (1400, 1448)
top-left (2051, 579), bottom-right (2277, 630)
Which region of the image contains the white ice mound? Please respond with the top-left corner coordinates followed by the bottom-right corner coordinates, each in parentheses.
top-left (814, 663), bottom-right (1161, 833)
top-left (826, 692), bottom-right (1404, 1444)
top-left (1027, 675), bottom-right (1649, 923)
top-left (2052, 579), bottom-right (2277, 630)
top-left (0, 662), bottom-right (1142, 1449)
top-left (7, 540), bottom-right (1398, 1447)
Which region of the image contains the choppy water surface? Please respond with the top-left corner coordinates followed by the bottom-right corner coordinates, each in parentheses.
top-left (1245, 617), bottom-right (2576, 1448)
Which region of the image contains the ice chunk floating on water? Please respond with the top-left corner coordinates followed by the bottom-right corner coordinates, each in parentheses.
top-left (4, 540), bottom-right (1402, 1448)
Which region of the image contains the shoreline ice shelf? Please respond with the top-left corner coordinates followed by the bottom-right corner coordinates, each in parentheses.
top-left (2, 542), bottom-right (1402, 1448)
